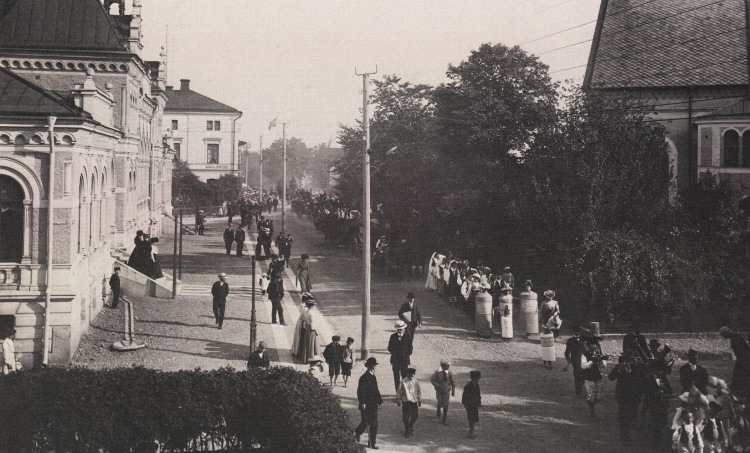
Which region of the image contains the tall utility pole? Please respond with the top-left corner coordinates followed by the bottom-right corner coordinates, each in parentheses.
top-left (356, 66), bottom-right (377, 360)
top-left (281, 123), bottom-right (288, 234)
top-left (259, 135), bottom-right (263, 194)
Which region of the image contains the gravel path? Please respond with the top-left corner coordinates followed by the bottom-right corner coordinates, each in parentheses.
top-left (74, 209), bottom-right (739, 453)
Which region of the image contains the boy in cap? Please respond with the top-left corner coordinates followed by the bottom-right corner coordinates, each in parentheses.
top-left (355, 357), bottom-right (383, 449)
top-left (397, 367), bottom-right (421, 438)
top-left (341, 337), bottom-right (356, 387)
top-left (431, 359), bottom-right (456, 425)
top-left (462, 371), bottom-right (482, 438)
top-left (323, 335), bottom-right (344, 387)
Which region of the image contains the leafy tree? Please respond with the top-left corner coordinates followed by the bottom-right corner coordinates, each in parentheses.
top-left (262, 137), bottom-right (310, 193)
top-left (433, 43), bottom-right (558, 160)
top-left (171, 159), bottom-right (209, 210)
top-left (209, 173), bottom-right (243, 205)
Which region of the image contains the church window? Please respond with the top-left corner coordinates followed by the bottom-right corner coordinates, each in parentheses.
top-left (724, 130), bottom-right (740, 167)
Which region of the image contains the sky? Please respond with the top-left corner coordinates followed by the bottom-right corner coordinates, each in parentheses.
top-left (136, 0), bottom-right (602, 150)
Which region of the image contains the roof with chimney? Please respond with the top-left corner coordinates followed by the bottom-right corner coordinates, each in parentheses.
top-left (165, 80), bottom-right (241, 114)
top-left (0, 0), bottom-right (129, 52)
top-left (584, 0), bottom-right (750, 89)
top-left (0, 65), bottom-right (91, 117)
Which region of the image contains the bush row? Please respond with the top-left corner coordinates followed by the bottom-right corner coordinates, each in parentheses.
top-left (0, 366), bottom-right (362, 453)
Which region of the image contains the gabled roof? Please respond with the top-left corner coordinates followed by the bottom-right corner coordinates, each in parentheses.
top-left (584, 0), bottom-right (750, 89)
top-left (0, 66), bottom-right (91, 117)
top-left (0, 0), bottom-right (128, 52)
top-left (165, 86), bottom-right (241, 114)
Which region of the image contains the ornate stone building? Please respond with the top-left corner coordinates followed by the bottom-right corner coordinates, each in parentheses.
top-left (584, 0), bottom-right (750, 199)
top-left (0, 0), bottom-right (173, 366)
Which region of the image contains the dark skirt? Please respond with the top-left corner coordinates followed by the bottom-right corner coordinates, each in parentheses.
top-left (465, 406), bottom-right (479, 423)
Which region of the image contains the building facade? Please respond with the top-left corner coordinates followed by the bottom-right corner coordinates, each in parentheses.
top-left (164, 80), bottom-right (242, 183)
top-left (584, 0), bottom-right (750, 199)
top-left (0, 0), bottom-right (173, 367)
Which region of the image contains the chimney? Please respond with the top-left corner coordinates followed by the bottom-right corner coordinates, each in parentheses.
top-left (180, 79), bottom-right (190, 91)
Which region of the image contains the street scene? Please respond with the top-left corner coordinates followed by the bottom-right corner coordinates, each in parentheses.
top-left (1, 0), bottom-right (750, 452)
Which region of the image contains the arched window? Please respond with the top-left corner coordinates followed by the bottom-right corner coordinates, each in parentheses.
top-left (724, 130), bottom-right (740, 167)
top-left (78, 176), bottom-right (85, 252)
top-left (89, 175), bottom-right (95, 246)
top-left (0, 175), bottom-right (24, 262)
top-left (743, 131), bottom-right (750, 168)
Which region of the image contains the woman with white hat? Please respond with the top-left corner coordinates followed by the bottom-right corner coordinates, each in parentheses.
top-left (540, 289), bottom-right (561, 339)
top-left (299, 294), bottom-right (323, 364)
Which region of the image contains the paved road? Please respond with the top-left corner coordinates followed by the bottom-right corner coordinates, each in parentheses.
top-left (74, 207), bottom-right (737, 453)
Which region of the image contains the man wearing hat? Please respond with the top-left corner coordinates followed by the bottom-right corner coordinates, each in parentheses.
top-left (563, 325), bottom-right (586, 398)
top-left (323, 335), bottom-right (343, 387)
top-left (398, 293), bottom-right (422, 339)
top-left (234, 225), bottom-right (246, 257)
top-left (462, 370), bottom-right (482, 438)
top-left (581, 337), bottom-right (607, 419)
top-left (247, 341), bottom-right (270, 369)
top-left (211, 272), bottom-right (229, 329)
top-left (431, 359), bottom-right (455, 425)
top-left (679, 349), bottom-right (709, 394)
top-left (608, 350), bottom-right (645, 444)
top-left (355, 357), bottom-right (383, 449)
top-left (389, 320), bottom-right (414, 392)
top-left (223, 224), bottom-right (235, 256)
top-left (108, 267), bottom-right (121, 309)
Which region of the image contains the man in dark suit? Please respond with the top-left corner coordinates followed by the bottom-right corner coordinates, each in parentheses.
top-left (679, 348), bottom-right (709, 394)
top-left (109, 267), bottom-right (121, 308)
top-left (223, 225), bottom-right (235, 256)
top-left (388, 320), bottom-right (413, 392)
top-left (211, 272), bottom-right (229, 329)
top-left (398, 292), bottom-right (422, 339)
top-left (247, 341), bottom-right (270, 369)
top-left (234, 226), bottom-right (246, 257)
top-left (355, 357), bottom-right (383, 449)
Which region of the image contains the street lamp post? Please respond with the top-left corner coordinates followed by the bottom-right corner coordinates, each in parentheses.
top-left (281, 123), bottom-right (287, 234)
top-left (250, 256), bottom-right (257, 350)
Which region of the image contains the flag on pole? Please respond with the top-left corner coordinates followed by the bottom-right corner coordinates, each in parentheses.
top-left (268, 118), bottom-right (278, 130)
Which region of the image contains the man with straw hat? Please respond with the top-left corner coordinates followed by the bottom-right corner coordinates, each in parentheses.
top-left (389, 320), bottom-right (413, 392)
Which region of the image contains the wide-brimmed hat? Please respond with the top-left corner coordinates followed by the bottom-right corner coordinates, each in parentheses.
top-left (469, 370), bottom-right (481, 379)
top-left (544, 290), bottom-right (555, 299)
top-left (218, 272), bottom-right (227, 278)
top-left (365, 357), bottom-right (379, 369)
top-left (395, 320), bottom-right (407, 330)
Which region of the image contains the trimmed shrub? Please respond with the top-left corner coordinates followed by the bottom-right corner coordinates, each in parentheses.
top-left (0, 366), bottom-right (362, 453)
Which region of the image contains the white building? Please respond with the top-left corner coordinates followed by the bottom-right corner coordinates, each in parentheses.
top-left (165, 80), bottom-right (242, 182)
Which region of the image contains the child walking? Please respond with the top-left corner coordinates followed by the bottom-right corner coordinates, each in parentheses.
top-left (323, 335), bottom-right (343, 387)
top-left (341, 337), bottom-right (356, 388)
top-left (430, 359), bottom-right (455, 425)
top-left (462, 370), bottom-right (482, 438)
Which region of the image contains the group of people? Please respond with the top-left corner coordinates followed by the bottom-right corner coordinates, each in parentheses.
top-left (561, 321), bottom-right (750, 450)
top-left (275, 232), bottom-right (293, 266)
top-left (127, 230), bottom-right (163, 280)
top-left (222, 224), bottom-right (246, 256)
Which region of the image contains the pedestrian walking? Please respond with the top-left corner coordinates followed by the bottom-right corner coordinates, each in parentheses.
top-left (323, 335), bottom-right (343, 387)
top-left (291, 293), bottom-right (310, 357)
top-left (234, 226), bottom-right (246, 257)
top-left (342, 337), bottom-right (356, 388)
top-left (297, 254), bottom-right (312, 292)
top-left (283, 234), bottom-right (293, 266)
top-left (540, 290), bottom-right (561, 339)
top-left (223, 224), bottom-right (234, 255)
top-left (563, 325), bottom-right (586, 398)
top-left (108, 267), bottom-right (121, 309)
top-left (355, 357), bottom-right (383, 449)
top-left (210, 272), bottom-right (229, 329)
top-left (462, 370), bottom-right (482, 438)
top-left (430, 359), bottom-right (455, 425)
top-left (608, 350), bottom-right (645, 444)
top-left (269, 254), bottom-right (284, 279)
top-left (149, 237), bottom-right (163, 279)
top-left (581, 338), bottom-right (607, 419)
top-left (397, 367), bottom-right (421, 438)
top-left (297, 294), bottom-right (323, 363)
top-left (196, 210), bottom-right (205, 235)
top-left (247, 341), bottom-right (270, 369)
top-left (389, 320), bottom-right (413, 392)
top-left (267, 274), bottom-right (286, 325)
top-left (398, 293), bottom-right (422, 339)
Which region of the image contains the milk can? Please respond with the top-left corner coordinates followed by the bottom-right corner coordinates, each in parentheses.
top-left (540, 329), bottom-right (555, 367)
top-left (519, 281), bottom-right (538, 336)
top-left (474, 283), bottom-right (493, 338)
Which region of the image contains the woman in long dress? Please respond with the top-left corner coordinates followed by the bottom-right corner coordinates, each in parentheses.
top-left (540, 289), bottom-right (561, 339)
top-left (149, 237), bottom-right (164, 280)
top-left (299, 295), bottom-right (323, 364)
top-left (292, 293), bottom-right (311, 357)
top-left (297, 254), bottom-right (312, 293)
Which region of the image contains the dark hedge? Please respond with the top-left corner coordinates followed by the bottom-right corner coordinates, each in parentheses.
top-left (0, 366), bottom-right (362, 453)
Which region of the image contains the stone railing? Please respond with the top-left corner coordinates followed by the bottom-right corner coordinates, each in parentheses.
top-left (0, 262), bottom-right (42, 292)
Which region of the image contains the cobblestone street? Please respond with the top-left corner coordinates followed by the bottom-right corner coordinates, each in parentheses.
top-left (74, 209), bottom-right (737, 452)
